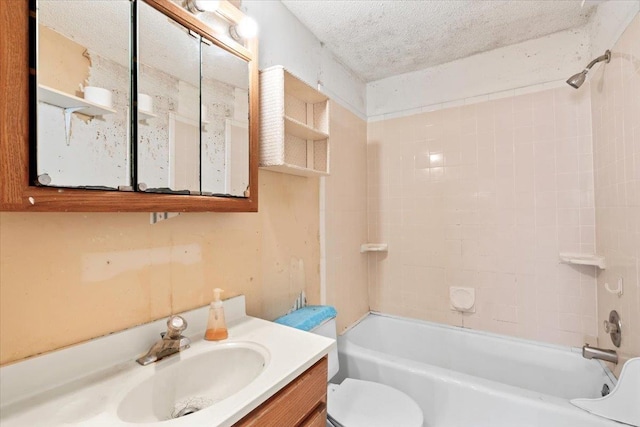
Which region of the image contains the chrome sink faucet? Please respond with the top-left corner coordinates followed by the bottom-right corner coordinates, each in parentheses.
top-left (137, 315), bottom-right (191, 366)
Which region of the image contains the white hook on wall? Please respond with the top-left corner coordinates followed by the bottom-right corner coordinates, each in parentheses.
top-left (604, 277), bottom-right (623, 297)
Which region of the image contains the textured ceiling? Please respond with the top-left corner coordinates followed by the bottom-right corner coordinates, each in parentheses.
top-left (281, 0), bottom-right (603, 82)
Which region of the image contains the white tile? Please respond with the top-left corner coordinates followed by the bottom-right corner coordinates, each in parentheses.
top-left (365, 66), bottom-right (607, 348)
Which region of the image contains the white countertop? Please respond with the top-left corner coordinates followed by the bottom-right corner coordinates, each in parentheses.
top-left (0, 297), bottom-right (334, 427)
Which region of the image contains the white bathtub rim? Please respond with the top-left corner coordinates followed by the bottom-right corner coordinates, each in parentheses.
top-left (339, 339), bottom-right (589, 408)
top-left (337, 311), bottom-right (370, 336)
top-left (338, 346), bottom-right (622, 426)
top-left (366, 311), bottom-right (616, 382)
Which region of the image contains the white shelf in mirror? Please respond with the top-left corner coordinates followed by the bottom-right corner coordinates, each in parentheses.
top-left (559, 253), bottom-right (606, 269)
top-left (138, 110), bottom-right (157, 120)
top-left (361, 243), bottom-right (388, 253)
top-left (38, 84), bottom-right (116, 116)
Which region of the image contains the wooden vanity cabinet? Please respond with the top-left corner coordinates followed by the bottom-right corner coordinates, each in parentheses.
top-left (234, 357), bottom-right (328, 427)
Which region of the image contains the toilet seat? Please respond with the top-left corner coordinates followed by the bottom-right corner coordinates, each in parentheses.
top-left (327, 379), bottom-right (423, 427)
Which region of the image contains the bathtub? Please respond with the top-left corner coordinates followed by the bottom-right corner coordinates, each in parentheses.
top-left (334, 313), bottom-right (622, 427)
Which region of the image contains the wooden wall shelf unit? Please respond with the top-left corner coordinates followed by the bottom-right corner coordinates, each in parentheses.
top-left (234, 357), bottom-right (327, 427)
top-left (0, 0), bottom-right (259, 212)
top-left (259, 66), bottom-right (330, 177)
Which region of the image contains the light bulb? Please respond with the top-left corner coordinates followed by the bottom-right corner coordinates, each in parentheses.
top-left (236, 16), bottom-right (258, 39)
top-left (194, 0), bottom-right (219, 12)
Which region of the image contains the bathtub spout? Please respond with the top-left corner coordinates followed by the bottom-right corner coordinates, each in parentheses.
top-left (582, 344), bottom-right (618, 364)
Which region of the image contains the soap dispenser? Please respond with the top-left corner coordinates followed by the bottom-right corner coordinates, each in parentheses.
top-left (205, 288), bottom-right (228, 341)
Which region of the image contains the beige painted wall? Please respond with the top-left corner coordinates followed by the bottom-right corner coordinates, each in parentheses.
top-left (367, 85), bottom-right (599, 348)
top-left (0, 170), bottom-right (319, 365)
top-left (591, 14), bottom-right (640, 375)
top-left (323, 101), bottom-right (369, 333)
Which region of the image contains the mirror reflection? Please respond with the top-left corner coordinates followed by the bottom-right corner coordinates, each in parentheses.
top-left (200, 40), bottom-right (250, 197)
top-left (34, 0), bottom-right (253, 199)
top-left (137, 1), bottom-right (202, 194)
top-left (36, 0), bottom-right (131, 190)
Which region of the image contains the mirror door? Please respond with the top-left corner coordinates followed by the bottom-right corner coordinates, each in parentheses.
top-left (200, 38), bottom-right (250, 197)
top-left (35, 0), bottom-right (132, 190)
top-left (137, 1), bottom-right (202, 195)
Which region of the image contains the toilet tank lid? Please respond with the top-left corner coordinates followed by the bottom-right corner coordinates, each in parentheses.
top-left (274, 306), bottom-right (337, 331)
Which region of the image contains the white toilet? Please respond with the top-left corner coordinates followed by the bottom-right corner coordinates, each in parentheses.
top-left (312, 316), bottom-right (423, 427)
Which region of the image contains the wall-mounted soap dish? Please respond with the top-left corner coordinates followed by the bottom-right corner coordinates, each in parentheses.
top-left (360, 243), bottom-right (388, 253)
top-left (559, 253), bottom-right (606, 269)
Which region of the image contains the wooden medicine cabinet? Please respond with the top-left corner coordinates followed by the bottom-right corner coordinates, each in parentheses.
top-left (0, 0), bottom-right (259, 212)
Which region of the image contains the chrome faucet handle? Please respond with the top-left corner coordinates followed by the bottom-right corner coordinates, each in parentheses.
top-left (136, 315), bottom-right (190, 365)
top-left (165, 315), bottom-right (188, 339)
top-left (603, 320), bottom-right (619, 334)
top-left (604, 310), bottom-right (622, 347)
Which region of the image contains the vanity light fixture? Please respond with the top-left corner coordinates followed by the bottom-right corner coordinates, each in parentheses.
top-left (184, 0), bottom-right (258, 41)
top-left (185, 0), bottom-right (220, 13)
top-left (229, 16), bottom-right (258, 41)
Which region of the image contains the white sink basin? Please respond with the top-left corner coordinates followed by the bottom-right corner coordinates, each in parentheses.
top-left (0, 299), bottom-right (335, 427)
top-left (117, 342), bottom-right (269, 423)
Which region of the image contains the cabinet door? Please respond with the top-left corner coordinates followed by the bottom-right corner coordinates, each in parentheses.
top-left (137, 1), bottom-right (201, 194)
top-left (234, 358), bottom-right (328, 427)
top-left (200, 40), bottom-right (250, 197)
top-left (299, 404), bottom-right (327, 427)
top-left (35, 0), bottom-right (132, 190)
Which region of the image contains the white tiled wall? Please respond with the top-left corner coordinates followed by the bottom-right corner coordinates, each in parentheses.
top-left (591, 14), bottom-right (640, 372)
top-left (367, 85), bottom-right (599, 347)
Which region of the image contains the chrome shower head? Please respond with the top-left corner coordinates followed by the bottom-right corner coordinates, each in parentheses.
top-left (567, 70), bottom-right (588, 89)
top-left (566, 50), bottom-right (611, 89)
